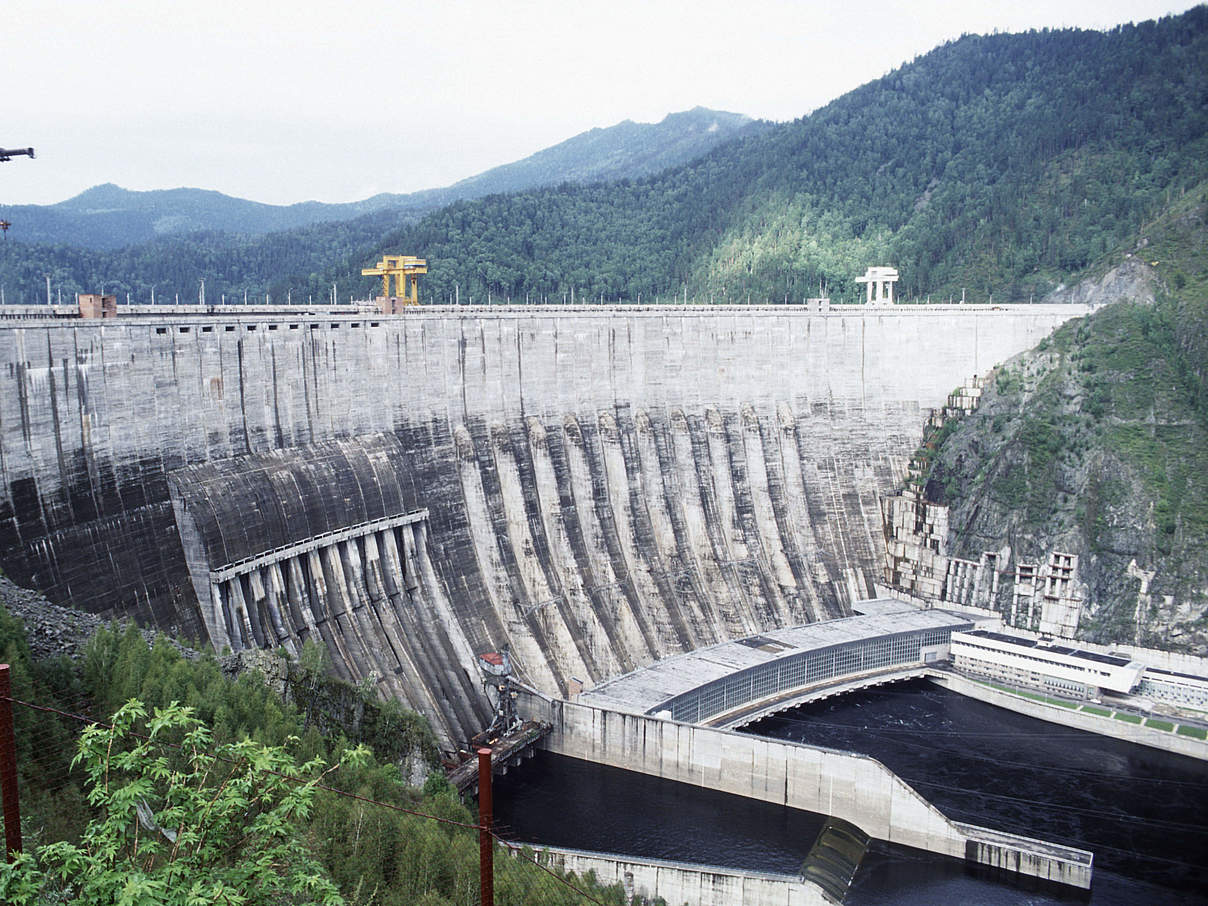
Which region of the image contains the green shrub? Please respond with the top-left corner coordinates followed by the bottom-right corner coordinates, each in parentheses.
top-left (0, 701), bottom-right (349, 906)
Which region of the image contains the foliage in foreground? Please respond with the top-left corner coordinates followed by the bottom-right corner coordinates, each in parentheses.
top-left (0, 609), bottom-right (622, 905)
top-left (0, 700), bottom-right (349, 906)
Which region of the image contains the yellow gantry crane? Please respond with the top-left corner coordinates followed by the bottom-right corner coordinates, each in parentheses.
top-left (362, 254), bottom-right (428, 308)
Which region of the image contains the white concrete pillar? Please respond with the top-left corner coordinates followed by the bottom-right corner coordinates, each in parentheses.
top-left (225, 578), bottom-right (256, 650)
top-left (209, 583), bottom-right (234, 653)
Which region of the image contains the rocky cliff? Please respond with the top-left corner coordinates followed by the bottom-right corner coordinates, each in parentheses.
top-left (905, 188), bottom-right (1208, 652)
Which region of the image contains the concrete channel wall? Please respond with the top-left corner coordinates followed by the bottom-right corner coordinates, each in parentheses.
top-left (521, 693), bottom-right (1092, 889)
top-left (526, 845), bottom-right (828, 906)
top-left (933, 672), bottom-right (1208, 760)
top-left (0, 305), bottom-right (1087, 742)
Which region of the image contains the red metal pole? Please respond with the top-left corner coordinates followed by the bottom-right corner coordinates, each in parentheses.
top-left (478, 747), bottom-right (493, 906)
top-left (0, 664), bottom-right (22, 861)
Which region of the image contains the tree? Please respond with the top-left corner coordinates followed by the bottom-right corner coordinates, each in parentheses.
top-left (0, 700), bottom-right (360, 906)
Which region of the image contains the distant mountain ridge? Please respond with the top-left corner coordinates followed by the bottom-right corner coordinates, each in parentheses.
top-left (448, 107), bottom-right (756, 195)
top-left (0, 108), bottom-right (757, 250)
top-left (374, 10), bottom-right (1208, 306)
top-left (3, 10), bottom-right (1205, 311)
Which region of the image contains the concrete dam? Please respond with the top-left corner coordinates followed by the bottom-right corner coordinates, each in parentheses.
top-left (0, 303), bottom-right (1088, 746)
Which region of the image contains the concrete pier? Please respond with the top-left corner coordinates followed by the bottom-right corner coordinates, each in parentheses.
top-left (519, 692), bottom-right (1093, 889)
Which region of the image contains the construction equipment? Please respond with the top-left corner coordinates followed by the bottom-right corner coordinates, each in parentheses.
top-left (361, 254), bottom-right (427, 310)
top-left (1, 149), bottom-right (34, 236)
top-left (474, 648), bottom-right (521, 744)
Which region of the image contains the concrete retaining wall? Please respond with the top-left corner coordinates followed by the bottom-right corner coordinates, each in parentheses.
top-left (526, 845), bottom-right (828, 906)
top-left (520, 693), bottom-right (1092, 888)
top-left (933, 672), bottom-right (1208, 760)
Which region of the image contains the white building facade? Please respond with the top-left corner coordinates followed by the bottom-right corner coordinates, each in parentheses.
top-left (951, 629), bottom-right (1145, 699)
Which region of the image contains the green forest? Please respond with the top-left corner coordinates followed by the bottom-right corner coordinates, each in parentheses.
top-left (0, 109), bottom-right (755, 251)
top-left (914, 177), bottom-right (1208, 645)
top-left (1, 10), bottom-right (1205, 308)
top-left (0, 605), bottom-right (624, 905)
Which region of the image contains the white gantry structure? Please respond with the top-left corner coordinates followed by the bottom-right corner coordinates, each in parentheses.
top-left (856, 266), bottom-right (900, 305)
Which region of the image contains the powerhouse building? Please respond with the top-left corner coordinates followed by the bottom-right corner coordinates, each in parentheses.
top-left (951, 630), bottom-right (1146, 699)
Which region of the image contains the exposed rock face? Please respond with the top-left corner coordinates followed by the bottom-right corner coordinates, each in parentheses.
top-left (0, 306), bottom-right (1086, 743)
top-left (898, 269), bottom-right (1208, 653)
top-left (0, 576), bottom-right (196, 663)
top-left (1044, 259), bottom-right (1158, 307)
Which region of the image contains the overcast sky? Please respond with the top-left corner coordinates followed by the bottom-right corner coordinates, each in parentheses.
top-left (3, 0), bottom-right (1198, 206)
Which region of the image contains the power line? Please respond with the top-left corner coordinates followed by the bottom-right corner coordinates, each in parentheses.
top-left (754, 708), bottom-right (1151, 739)
top-left (750, 708), bottom-right (1208, 788)
top-left (496, 836), bottom-right (612, 905)
top-left (859, 729), bottom-right (1208, 789)
top-left (3, 694), bottom-right (482, 828)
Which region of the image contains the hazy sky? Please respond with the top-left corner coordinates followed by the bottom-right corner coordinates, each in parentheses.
top-left (3, 0), bottom-right (1198, 206)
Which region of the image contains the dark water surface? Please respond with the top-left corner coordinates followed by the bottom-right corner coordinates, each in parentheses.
top-left (492, 680), bottom-right (1208, 904)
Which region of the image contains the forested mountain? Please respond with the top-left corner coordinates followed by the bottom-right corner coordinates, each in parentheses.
top-left (1, 10), bottom-right (1205, 306)
top-left (385, 10), bottom-right (1208, 306)
top-left (0, 107), bottom-right (756, 252)
top-left (0, 183), bottom-right (410, 251)
top-left (447, 106), bottom-right (757, 197)
top-left (915, 180), bottom-right (1208, 649)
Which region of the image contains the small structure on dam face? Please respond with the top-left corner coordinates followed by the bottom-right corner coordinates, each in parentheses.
top-left (855, 266), bottom-right (899, 305)
top-left (362, 254), bottom-right (427, 313)
top-left (476, 648), bottom-right (522, 743)
top-left (77, 293), bottom-right (118, 319)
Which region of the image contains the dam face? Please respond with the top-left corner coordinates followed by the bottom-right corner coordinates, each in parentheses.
top-left (0, 304), bottom-right (1086, 744)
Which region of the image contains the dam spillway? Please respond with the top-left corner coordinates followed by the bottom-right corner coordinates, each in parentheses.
top-left (0, 303), bottom-right (1088, 745)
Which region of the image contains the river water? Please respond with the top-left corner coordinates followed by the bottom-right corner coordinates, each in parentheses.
top-left (491, 680), bottom-right (1208, 904)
